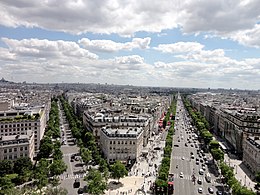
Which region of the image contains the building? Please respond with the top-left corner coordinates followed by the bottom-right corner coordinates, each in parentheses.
top-left (0, 107), bottom-right (50, 152)
top-left (83, 109), bottom-right (152, 146)
top-left (100, 126), bottom-right (143, 163)
top-left (0, 130), bottom-right (35, 161)
top-left (243, 136), bottom-right (260, 174)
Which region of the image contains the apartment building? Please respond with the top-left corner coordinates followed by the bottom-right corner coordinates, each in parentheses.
top-left (0, 107), bottom-right (50, 152)
top-left (100, 126), bottom-right (143, 163)
top-left (83, 108), bottom-right (152, 146)
top-left (188, 92), bottom-right (260, 155)
top-left (243, 136), bottom-right (260, 174)
top-left (0, 130), bottom-right (35, 161)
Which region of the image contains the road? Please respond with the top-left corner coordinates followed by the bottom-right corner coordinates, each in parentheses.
top-left (169, 94), bottom-right (221, 195)
top-left (57, 101), bottom-right (87, 195)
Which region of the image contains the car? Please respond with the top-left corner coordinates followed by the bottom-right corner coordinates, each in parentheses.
top-left (154, 147), bottom-right (160, 150)
top-left (185, 143), bottom-right (188, 147)
top-left (77, 188), bottom-right (84, 195)
top-left (196, 161), bottom-right (200, 165)
top-left (199, 169), bottom-right (204, 175)
top-left (179, 172), bottom-right (184, 178)
top-left (200, 159), bottom-right (204, 163)
top-left (216, 191), bottom-right (222, 195)
top-left (181, 156), bottom-right (185, 160)
top-left (174, 144), bottom-right (179, 147)
top-left (198, 187), bottom-right (203, 193)
top-left (178, 139), bottom-right (180, 142)
top-left (191, 155), bottom-right (195, 159)
top-left (202, 165), bottom-right (206, 170)
top-left (190, 144), bottom-right (194, 147)
top-left (197, 178), bottom-right (202, 185)
top-left (208, 187), bottom-right (214, 194)
top-left (190, 152), bottom-right (194, 155)
top-left (74, 178), bottom-right (80, 188)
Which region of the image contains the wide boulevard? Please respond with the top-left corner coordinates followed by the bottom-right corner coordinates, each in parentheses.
top-left (169, 95), bottom-right (219, 195)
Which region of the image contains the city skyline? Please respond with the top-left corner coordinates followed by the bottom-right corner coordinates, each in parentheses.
top-left (0, 0), bottom-right (260, 90)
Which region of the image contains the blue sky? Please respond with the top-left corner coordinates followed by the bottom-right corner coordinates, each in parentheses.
top-left (0, 0), bottom-right (260, 89)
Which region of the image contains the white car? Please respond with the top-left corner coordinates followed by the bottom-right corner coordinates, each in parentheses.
top-left (199, 169), bottom-right (204, 175)
top-left (198, 187), bottom-right (203, 193)
top-left (179, 172), bottom-right (184, 178)
top-left (181, 156), bottom-right (185, 160)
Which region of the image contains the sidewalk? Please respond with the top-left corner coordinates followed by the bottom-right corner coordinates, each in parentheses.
top-left (105, 132), bottom-right (167, 195)
top-left (224, 154), bottom-right (256, 191)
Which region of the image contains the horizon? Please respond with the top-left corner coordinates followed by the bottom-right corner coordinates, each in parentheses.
top-left (0, 1), bottom-right (260, 90)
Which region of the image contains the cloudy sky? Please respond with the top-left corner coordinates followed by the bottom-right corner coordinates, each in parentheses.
top-left (0, 0), bottom-right (260, 89)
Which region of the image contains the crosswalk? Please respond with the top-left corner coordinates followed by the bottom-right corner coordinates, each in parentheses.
top-left (58, 173), bottom-right (86, 180)
top-left (174, 173), bottom-right (217, 184)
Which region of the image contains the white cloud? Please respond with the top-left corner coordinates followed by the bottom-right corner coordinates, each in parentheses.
top-left (0, 0), bottom-right (260, 49)
top-left (154, 42), bottom-right (204, 53)
top-left (229, 24), bottom-right (260, 48)
top-left (79, 37), bottom-right (151, 52)
top-left (2, 38), bottom-right (98, 59)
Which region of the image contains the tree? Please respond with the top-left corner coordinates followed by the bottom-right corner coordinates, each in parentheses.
top-left (209, 140), bottom-right (220, 150)
top-left (13, 157), bottom-right (33, 175)
top-left (37, 136), bottom-right (53, 159)
top-left (49, 160), bottom-right (67, 176)
top-left (201, 130), bottom-right (213, 145)
top-left (0, 160), bottom-right (13, 175)
top-left (53, 147), bottom-right (63, 160)
top-left (13, 157), bottom-right (33, 183)
top-left (80, 148), bottom-right (92, 166)
top-left (34, 159), bottom-right (49, 192)
top-left (0, 175), bottom-right (15, 195)
top-left (84, 169), bottom-right (107, 195)
top-left (211, 148), bottom-right (224, 161)
top-left (110, 161), bottom-right (128, 183)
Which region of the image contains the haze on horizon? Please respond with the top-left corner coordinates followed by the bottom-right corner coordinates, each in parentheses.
top-left (0, 0), bottom-right (260, 90)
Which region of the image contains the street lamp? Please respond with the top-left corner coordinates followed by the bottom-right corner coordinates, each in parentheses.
top-left (244, 175), bottom-right (246, 186)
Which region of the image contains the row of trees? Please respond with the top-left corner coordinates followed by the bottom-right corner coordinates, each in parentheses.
top-left (183, 98), bottom-right (224, 162)
top-left (155, 95), bottom-right (177, 194)
top-left (0, 99), bottom-right (67, 194)
top-left (220, 162), bottom-right (255, 195)
top-left (33, 98), bottom-right (67, 193)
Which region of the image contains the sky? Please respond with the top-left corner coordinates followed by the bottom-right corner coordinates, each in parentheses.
top-left (0, 0), bottom-right (260, 90)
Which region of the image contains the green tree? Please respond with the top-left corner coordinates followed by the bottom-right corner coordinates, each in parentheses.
top-left (80, 147), bottom-right (92, 166)
top-left (209, 140), bottom-right (220, 150)
top-left (211, 148), bottom-right (224, 161)
top-left (13, 157), bottom-right (33, 175)
top-left (34, 159), bottom-right (49, 192)
top-left (49, 160), bottom-right (67, 176)
top-left (0, 175), bottom-right (16, 195)
top-left (110, 161), bottom-right (128, 183)
top-left (84, 169), bottom-right (107, 195)
top-left (37, 136), bottom-right (53, 159)
top-left (0, 160), bottom-right (13, 175)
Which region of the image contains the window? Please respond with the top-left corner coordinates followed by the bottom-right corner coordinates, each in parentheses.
top-left (110, 141), bottom-right (112, 144)
top-left (9, 148), bottom-right (12, 152)
top-left (9, 155), bottom-right (12, 160)
top-left (25, 146), bottom-right (28, 150)
top-left (4, 156), bottom-right (7, 160)
top-left (20, 147), bottom-right (23, 151)
top-left (14, 148), bottom-right (17, 152)
top-left (4, 149), bottom-right (7, 153)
